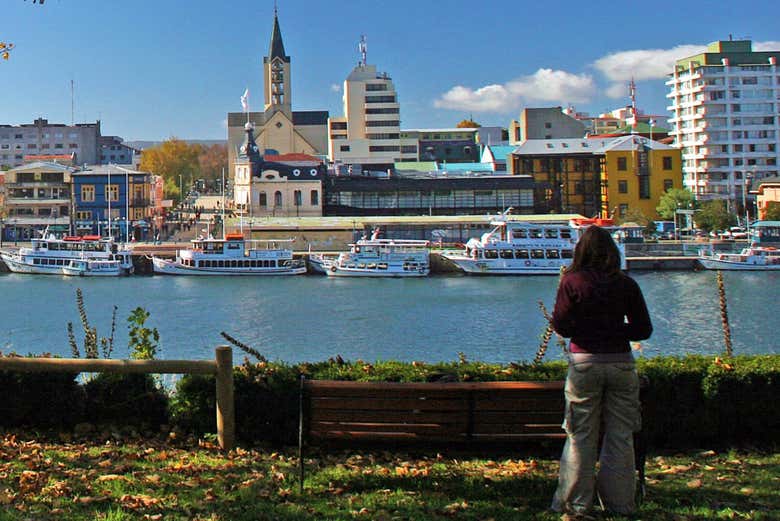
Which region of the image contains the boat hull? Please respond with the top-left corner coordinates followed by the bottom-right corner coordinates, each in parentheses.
top-left (0, 252), bottom-right (65, 274)
top-left (152, 257), bottom-right (306, 276)
top-left (324, 265), bottom-right (429, 277)
top-left (698, 258), bottom-right (780, 270)
top-left (441, 254), bottom-right (567, 275)
top-left (61, 267), bottom-right (123, 277)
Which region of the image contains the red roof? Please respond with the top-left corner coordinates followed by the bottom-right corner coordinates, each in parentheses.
top-left (264, 153), bottom-right (321, 162)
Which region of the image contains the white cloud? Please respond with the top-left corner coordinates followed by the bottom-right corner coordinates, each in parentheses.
top-left (330, 83), bottom-right (341, 93)
top-left (594, 40), bottom-right (780, 85)
top-left (593, 44), bottom-right (705, 83)
top-left (605, 82), bottom-right (629, 99)
top-left (434, 69), bottom-right (595, 113)
top-left (754, 41), bottom-right (780, 51)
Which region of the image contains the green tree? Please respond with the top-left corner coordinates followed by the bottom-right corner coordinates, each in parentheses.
top-left (622, 208), bottom-right (656, 236)
top-left (656, 188), bottom-right (696, 220)
top-left (764, 202), bottom-right (780, 221)
top-left (139, 138), bottom-right (201, 201)
top-left (694, 200), bottom-right (736, 232)
top-left (127, 307), bottom-right (160, 360)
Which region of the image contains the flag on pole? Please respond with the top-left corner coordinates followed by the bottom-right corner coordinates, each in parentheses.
top-left (240, 88), bottom-right (249, 112)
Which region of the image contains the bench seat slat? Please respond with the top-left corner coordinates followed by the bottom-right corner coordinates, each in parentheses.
top-left (309, 421), bottom-right (467, 436)
top-left (311, 409), bottom-right (468, 424)
top-left (310, 397), bottom-right (470, 411)
top-left (305, 381), bottom-right (564, 392)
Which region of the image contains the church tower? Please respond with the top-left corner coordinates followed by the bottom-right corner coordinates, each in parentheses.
top-left (263, 8), bottom-right (291, 115)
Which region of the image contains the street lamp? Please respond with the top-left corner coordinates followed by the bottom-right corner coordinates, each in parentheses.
top-left (743, 171), bottom-right (753, 233)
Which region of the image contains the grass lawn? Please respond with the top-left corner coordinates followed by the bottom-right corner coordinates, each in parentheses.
top-left (0, 433), bottom-right (777, 520)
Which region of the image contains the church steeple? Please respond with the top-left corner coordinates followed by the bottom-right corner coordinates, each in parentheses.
top-left (268, 9), bottom-right (288, 62)
top-left (263, 7), bottom-right (291, 113)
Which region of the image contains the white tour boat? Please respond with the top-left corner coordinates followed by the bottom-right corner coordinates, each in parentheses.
top-left (698, 245), bottom-right (780, 270)
top-left (440, 217), bottom-right (577, 275)
top-left (61, 258), bottom-right (124, 277)
top-left (0, 233), bottom-right (133, 275)
top-left (319, 230), bottom-right (430, 277)
top-left (151, 233), bottom-right (306, 276)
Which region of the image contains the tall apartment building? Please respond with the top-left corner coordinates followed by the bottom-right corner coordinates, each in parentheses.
top-left (328, 50), bottom-right (412, 173)
top-left (0, 118), bottom-right (101, 169)
top-left (667, 40), bottom-right (780, 207)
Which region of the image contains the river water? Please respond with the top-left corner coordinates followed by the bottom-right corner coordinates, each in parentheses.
top-left (1, 271), bottom-right (776, 364)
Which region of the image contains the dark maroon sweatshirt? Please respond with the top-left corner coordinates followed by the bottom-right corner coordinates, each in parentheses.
top-left (551, 270), bottom-right (653, 353)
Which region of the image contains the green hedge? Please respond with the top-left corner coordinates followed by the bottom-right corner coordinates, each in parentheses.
top-left (2, 354), bottom-right (778, 449)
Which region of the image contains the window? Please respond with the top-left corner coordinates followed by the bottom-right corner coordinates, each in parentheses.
top-left (663, 179), bottom-right (674, 191)
top-left (662, 156), bottom-right (673, 170)
top-left (81, 185), bottom-right (95, 202)
top-left (618, 180), bottom-right (628, 194)
top-left (617, 157), bottom-right (627, 171)
top-left (639, 175), bottom-right (650, 199)
top-left (274, 191), bottom-right (282, 207)
top-left (107, 184), bottom-right (119, 202)
top-left (310, 190), bottom-right (319, 206)
top-left (294, 190), bottom-right (302, 206)
top-left (340, 145), bottom-right (351, 152)
top-left (544, 122), bottom-right (552, 129)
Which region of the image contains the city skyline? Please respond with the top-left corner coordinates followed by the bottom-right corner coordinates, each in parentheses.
top-left (3, 0), bottom-right (779, 141)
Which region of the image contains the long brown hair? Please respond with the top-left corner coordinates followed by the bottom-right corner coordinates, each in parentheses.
top-left (565, 225), bottom-right (622, 275)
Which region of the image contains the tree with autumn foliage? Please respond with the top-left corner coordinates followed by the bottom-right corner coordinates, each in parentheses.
top-left (139, 138), bottom-right (201, 201)
top-left (456, 118), bottom-right (481, 128)
top-left (198, 143), bottom-right (228, 185)
top-left (2, 1), bottom-right (45, 61)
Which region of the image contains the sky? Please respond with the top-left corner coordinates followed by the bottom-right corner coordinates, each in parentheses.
top-left (2, 0), bottom-right (779, 141)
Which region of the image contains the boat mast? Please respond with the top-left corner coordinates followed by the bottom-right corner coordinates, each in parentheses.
top-left (221, 167), bottom-right (226, 239)
top-left (107, 166), bottom-right (111, 239)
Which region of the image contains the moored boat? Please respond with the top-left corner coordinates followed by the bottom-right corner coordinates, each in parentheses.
top-left (697, 245), bottom-right (780, 270)
top-left (440, 215), bottom-right (577, 275)
top-left (61, 258), bottom-right (124, 277)
top-left (0, 232), bottom-right (133, 275)
top-left (322, 229), bottom-right (430, 277)
top-left (151, 233), bottom-right (306, 276)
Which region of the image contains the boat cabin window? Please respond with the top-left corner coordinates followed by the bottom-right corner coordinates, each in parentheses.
top-left (560, 229), bottom-right (572, 239)
top-left (531, 249), bottom-right (545, 259)
top-left (545, 229), bottom-right (558, 239)
top-left (484, 249), bottom-right (499, 259)
top-left (561, 249), bottom-right (573, 259)
top-left (512, 229), bottom-right (527, 240)
top-left (500, 249), bottom-right (514, 259)
top-left (530, 229), bottom-right (543, 239)
top-left (546, 250), bottom-right (560, 259)
top-left (227, 242), bottom-right (242, 250)
top-left (515, 249), bottom-right (529, 259)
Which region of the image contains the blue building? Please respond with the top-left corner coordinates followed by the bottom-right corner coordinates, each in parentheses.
top-left (71, 165), bottom-right (155, 240)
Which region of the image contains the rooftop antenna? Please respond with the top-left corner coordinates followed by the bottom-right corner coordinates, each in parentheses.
top-left (629, 78), bottom-right (637, 135)
top-left (358, 35), bottom-right (367, 67)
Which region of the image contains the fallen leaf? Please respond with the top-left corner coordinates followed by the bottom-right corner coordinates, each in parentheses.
top-left (686, 479), bottom-right (703, 488)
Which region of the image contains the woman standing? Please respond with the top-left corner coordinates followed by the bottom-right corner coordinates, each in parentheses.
top-left (550, 226), bottom-right (652, 520)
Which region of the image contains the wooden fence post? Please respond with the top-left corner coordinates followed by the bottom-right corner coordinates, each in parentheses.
top-left (215, 345), bottom-right (235, 451)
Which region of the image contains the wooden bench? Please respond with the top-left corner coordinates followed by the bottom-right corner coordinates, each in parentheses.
top-left (298, 378), bottom-right (648, 495)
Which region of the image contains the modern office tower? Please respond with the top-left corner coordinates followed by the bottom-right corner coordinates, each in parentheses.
top-left (667, 39), bottom-right (780, 210)
top-left (328, 38), bottom-right (403, 174)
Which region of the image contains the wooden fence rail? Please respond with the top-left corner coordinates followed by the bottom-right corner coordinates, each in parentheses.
top-left (0, 345), bottom-right (235, 451)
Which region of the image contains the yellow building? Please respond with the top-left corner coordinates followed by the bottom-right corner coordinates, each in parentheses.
top-left (509, 135), bottom-right (683, 220)
top-left (599, 135), bottom-right (682, 220)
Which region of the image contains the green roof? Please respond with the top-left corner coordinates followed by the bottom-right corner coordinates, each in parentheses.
top-left (394, 161), bottom-right (438, 172)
